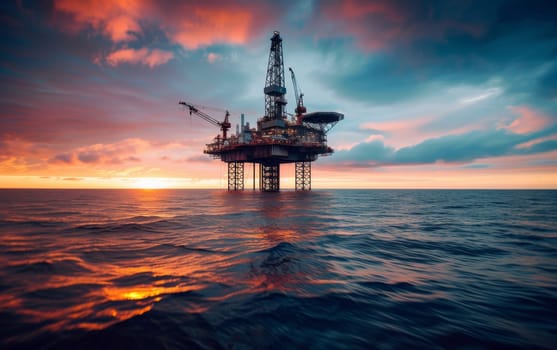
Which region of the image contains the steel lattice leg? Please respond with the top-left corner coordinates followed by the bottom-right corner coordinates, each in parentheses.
top-left (295, 161), bottom-right (311, 191)
top-left (260, 164), bottom-right (280, 192)
top-left (227, 162), bottom-right (244, 191)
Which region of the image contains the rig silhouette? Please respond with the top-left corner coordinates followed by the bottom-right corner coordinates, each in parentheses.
top-left (180, 31), bottom-right (343, 192)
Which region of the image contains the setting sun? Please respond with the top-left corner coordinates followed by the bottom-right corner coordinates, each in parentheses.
top-left (133, 178), bottom-right (170, 189)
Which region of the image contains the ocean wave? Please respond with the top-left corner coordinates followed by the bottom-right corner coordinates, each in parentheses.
top-left (1, 189), bottom-right (556, 349)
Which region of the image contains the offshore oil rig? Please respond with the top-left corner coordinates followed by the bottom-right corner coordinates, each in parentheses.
top-left (180, 31), bottom-right (343, 192)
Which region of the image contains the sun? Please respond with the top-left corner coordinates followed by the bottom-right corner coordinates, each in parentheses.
top-left (133, 177), bottom-right (170, 189)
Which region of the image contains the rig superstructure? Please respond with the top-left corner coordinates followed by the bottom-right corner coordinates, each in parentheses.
top-left (180, 31), bottom-right (343, 192)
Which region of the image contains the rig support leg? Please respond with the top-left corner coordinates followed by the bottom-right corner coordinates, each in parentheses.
top-left (295, 161), bottom-right (311, 191)
top-left (260, 164), bottom-right (280, 192)
top-left (253, 162), bottom-right (256, 191)
top-left (227, 162), bottom-right (244, 191)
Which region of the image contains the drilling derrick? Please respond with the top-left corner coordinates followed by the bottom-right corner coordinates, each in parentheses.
top-left (263, 31), bottom-right (287, 122)
top-left (180, 31), bottom-right (343, 192)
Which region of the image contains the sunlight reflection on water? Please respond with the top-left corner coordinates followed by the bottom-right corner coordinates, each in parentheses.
top-left (0, 189), bottom-right (556, 349)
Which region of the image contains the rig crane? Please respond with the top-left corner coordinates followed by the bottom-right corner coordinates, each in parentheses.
top-left (179, 101), bottom-right (231, 140)
top-left (289, 67), bottom-right (306, 123)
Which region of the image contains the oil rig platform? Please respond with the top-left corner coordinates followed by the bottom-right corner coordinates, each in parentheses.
top-left (180, 31), bottom-right (343, 192)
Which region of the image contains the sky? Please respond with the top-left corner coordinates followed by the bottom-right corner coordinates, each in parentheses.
top-left (1, 0), bottom-right (556, 189)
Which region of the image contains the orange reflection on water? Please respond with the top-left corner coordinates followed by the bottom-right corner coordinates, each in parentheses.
top-left (104, 284), bottom-right (200, 302)
top-left (1, 248), bottom-right (227, 335)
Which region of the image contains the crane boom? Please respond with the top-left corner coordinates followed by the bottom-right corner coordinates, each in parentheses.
top-left (179, 101), bottom-right (231, 139)
top-left (288, 67), bottom-right (306, 123)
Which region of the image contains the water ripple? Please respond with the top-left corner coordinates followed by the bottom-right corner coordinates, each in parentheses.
top-left (0, 189), bottom-right (556, 349)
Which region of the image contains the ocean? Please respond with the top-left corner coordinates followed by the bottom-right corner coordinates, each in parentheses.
top-left (0, 189), bottom-right (556, 349)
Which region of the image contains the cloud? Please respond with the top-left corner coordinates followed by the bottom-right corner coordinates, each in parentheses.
top-left (313, 0), bottom-right (490, 52)
top-left (167, 5), bottom-right (252, 50)
top-left (77, 151), bottom-right (100, 164)
top-left (516, 134), bottom-right (557, 150)
top-left (105, 48), bottom-right (174, 68)
top-left (333, 123), bottom-right (557, 166)
top-left (314, 0), bottom-right (556, 53)
top-left (314, 0), bottom-right (557, 105)
top-left (53, 0), bottom-right (285, 66)
top-left (207, 52), bottom-right (221, 64)
top-left (459, 88), bottom-right (502, 104)
top-left (393, 129), bottom-right (524, 164)
top-left (361, 115), bottom-right (436, 138)
top-left (54, 0), bottom-right (143, 42)
top-left (49, 138), bottom-right (151, 166)
top-left (504, 106), bottom-right (552, 134)
top-left (186, 155), bottom-right (213, 163)
top-left (49, 153), bottom-right (75, 164)
top-left (62, 177), bottom-right (83, 181)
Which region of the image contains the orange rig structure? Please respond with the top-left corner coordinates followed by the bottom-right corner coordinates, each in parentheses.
top-left (180, 31), bottom-right (343, 192)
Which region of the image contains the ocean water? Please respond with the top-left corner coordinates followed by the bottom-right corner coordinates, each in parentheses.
top-left (0, 189), bottom-right (556, 349)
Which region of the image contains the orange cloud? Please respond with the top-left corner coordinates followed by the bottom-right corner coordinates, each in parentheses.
top-left (54, 0), bottom-right (143, 42)
top-left (167, 6), bottom-right (252, 49)
top-left (505, 106), bottom-right (552, 134)
top-left (104, 14), bottom-right (141, 41)
top-left (105, 48), bottom-right (174, 67)
top-left (53, 0), bottom-right (276, 53)
top-left (68, 138), bottom-right (151, 165)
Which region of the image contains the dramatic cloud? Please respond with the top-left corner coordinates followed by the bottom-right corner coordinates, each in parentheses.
top-left (1, 1), bottom-right (556, 188)
top-left (333, 121), bottom-right (557, 167)
top-left (313, 0), bottom-right (491, 51)
top-left (315, 0), bottom-right (557, 105)
top-left (54, 0), bottom-right (144, 42)
top-left (53, 0), bottom-right (285, 65)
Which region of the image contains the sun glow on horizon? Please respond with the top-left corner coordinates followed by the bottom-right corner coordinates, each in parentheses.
top-left (132, 177), bottom-right (171, 189)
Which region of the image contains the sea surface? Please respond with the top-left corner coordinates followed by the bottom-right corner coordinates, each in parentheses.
top-left (0, 189), bottom-right (556, 349)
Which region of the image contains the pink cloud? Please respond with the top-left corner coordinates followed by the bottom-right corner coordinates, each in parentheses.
top-left (207, 52), bottom-right (221, 64)
top-left (54, 0), bottom-right (143, 42)
top-left (163, 4), bottom-right (258, 49)
top-left (516, 134), bottom-right (557, 149)
top-left (53, 0), bottom-right (280, 55)
top-left (361, 115), bottom-right (437, 147)
top-left (505, 106), bottom-right (552, 134)
top-left (315, 0), bottom-right (487, 51)
top-left (104, 14), bottom-right (141, 41)
top-left (105, 48), bottom-right (174, 68)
